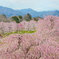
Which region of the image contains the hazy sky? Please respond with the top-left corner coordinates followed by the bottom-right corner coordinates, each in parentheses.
top-left (0, 0), bottom-right (59, 11)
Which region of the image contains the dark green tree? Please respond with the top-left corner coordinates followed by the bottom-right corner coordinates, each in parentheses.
top-left (33, 17), bottom-right (43, 21)
top-left (18, 16), bottom-right (22, 19)
top-left (33, 17), bottom-right (40, 21)
top-left (11, 16), bottom-right (20, 23)
top-left (18, 15), bottom-right (23, 22)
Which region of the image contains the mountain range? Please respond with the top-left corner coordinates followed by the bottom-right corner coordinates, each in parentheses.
top-left (0, 6), bottom-right (59, 18)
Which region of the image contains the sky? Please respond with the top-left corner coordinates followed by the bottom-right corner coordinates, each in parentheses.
top-left (0, 0), bottom-right (59, 11)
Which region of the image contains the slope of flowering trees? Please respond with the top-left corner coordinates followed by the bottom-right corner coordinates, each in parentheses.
top-left (0, 15), bottom-right (59, 59)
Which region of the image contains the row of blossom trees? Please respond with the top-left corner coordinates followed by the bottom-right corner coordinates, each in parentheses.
top-left (0, 15), bottom-right (59, 34)
top-left (0, 20), bottom-right (38, 34)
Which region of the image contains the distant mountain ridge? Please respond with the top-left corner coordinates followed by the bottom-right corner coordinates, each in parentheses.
top-left (0, 6), bottom-right (24, 17)
top-left (0, 6), bottom-right (59, 18)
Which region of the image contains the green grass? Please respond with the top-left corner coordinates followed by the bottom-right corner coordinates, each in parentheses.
top-left (3, 30), bottom-right (36, 37)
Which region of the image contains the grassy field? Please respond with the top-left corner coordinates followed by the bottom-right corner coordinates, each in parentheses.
top-left (1, 30), bottom-right (36, 37)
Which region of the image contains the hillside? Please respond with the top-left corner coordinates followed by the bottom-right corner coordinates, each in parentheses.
top-left (0, 16), bottom-right (59, 59)
top-left (0, 6), bottom-right (59, 18)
